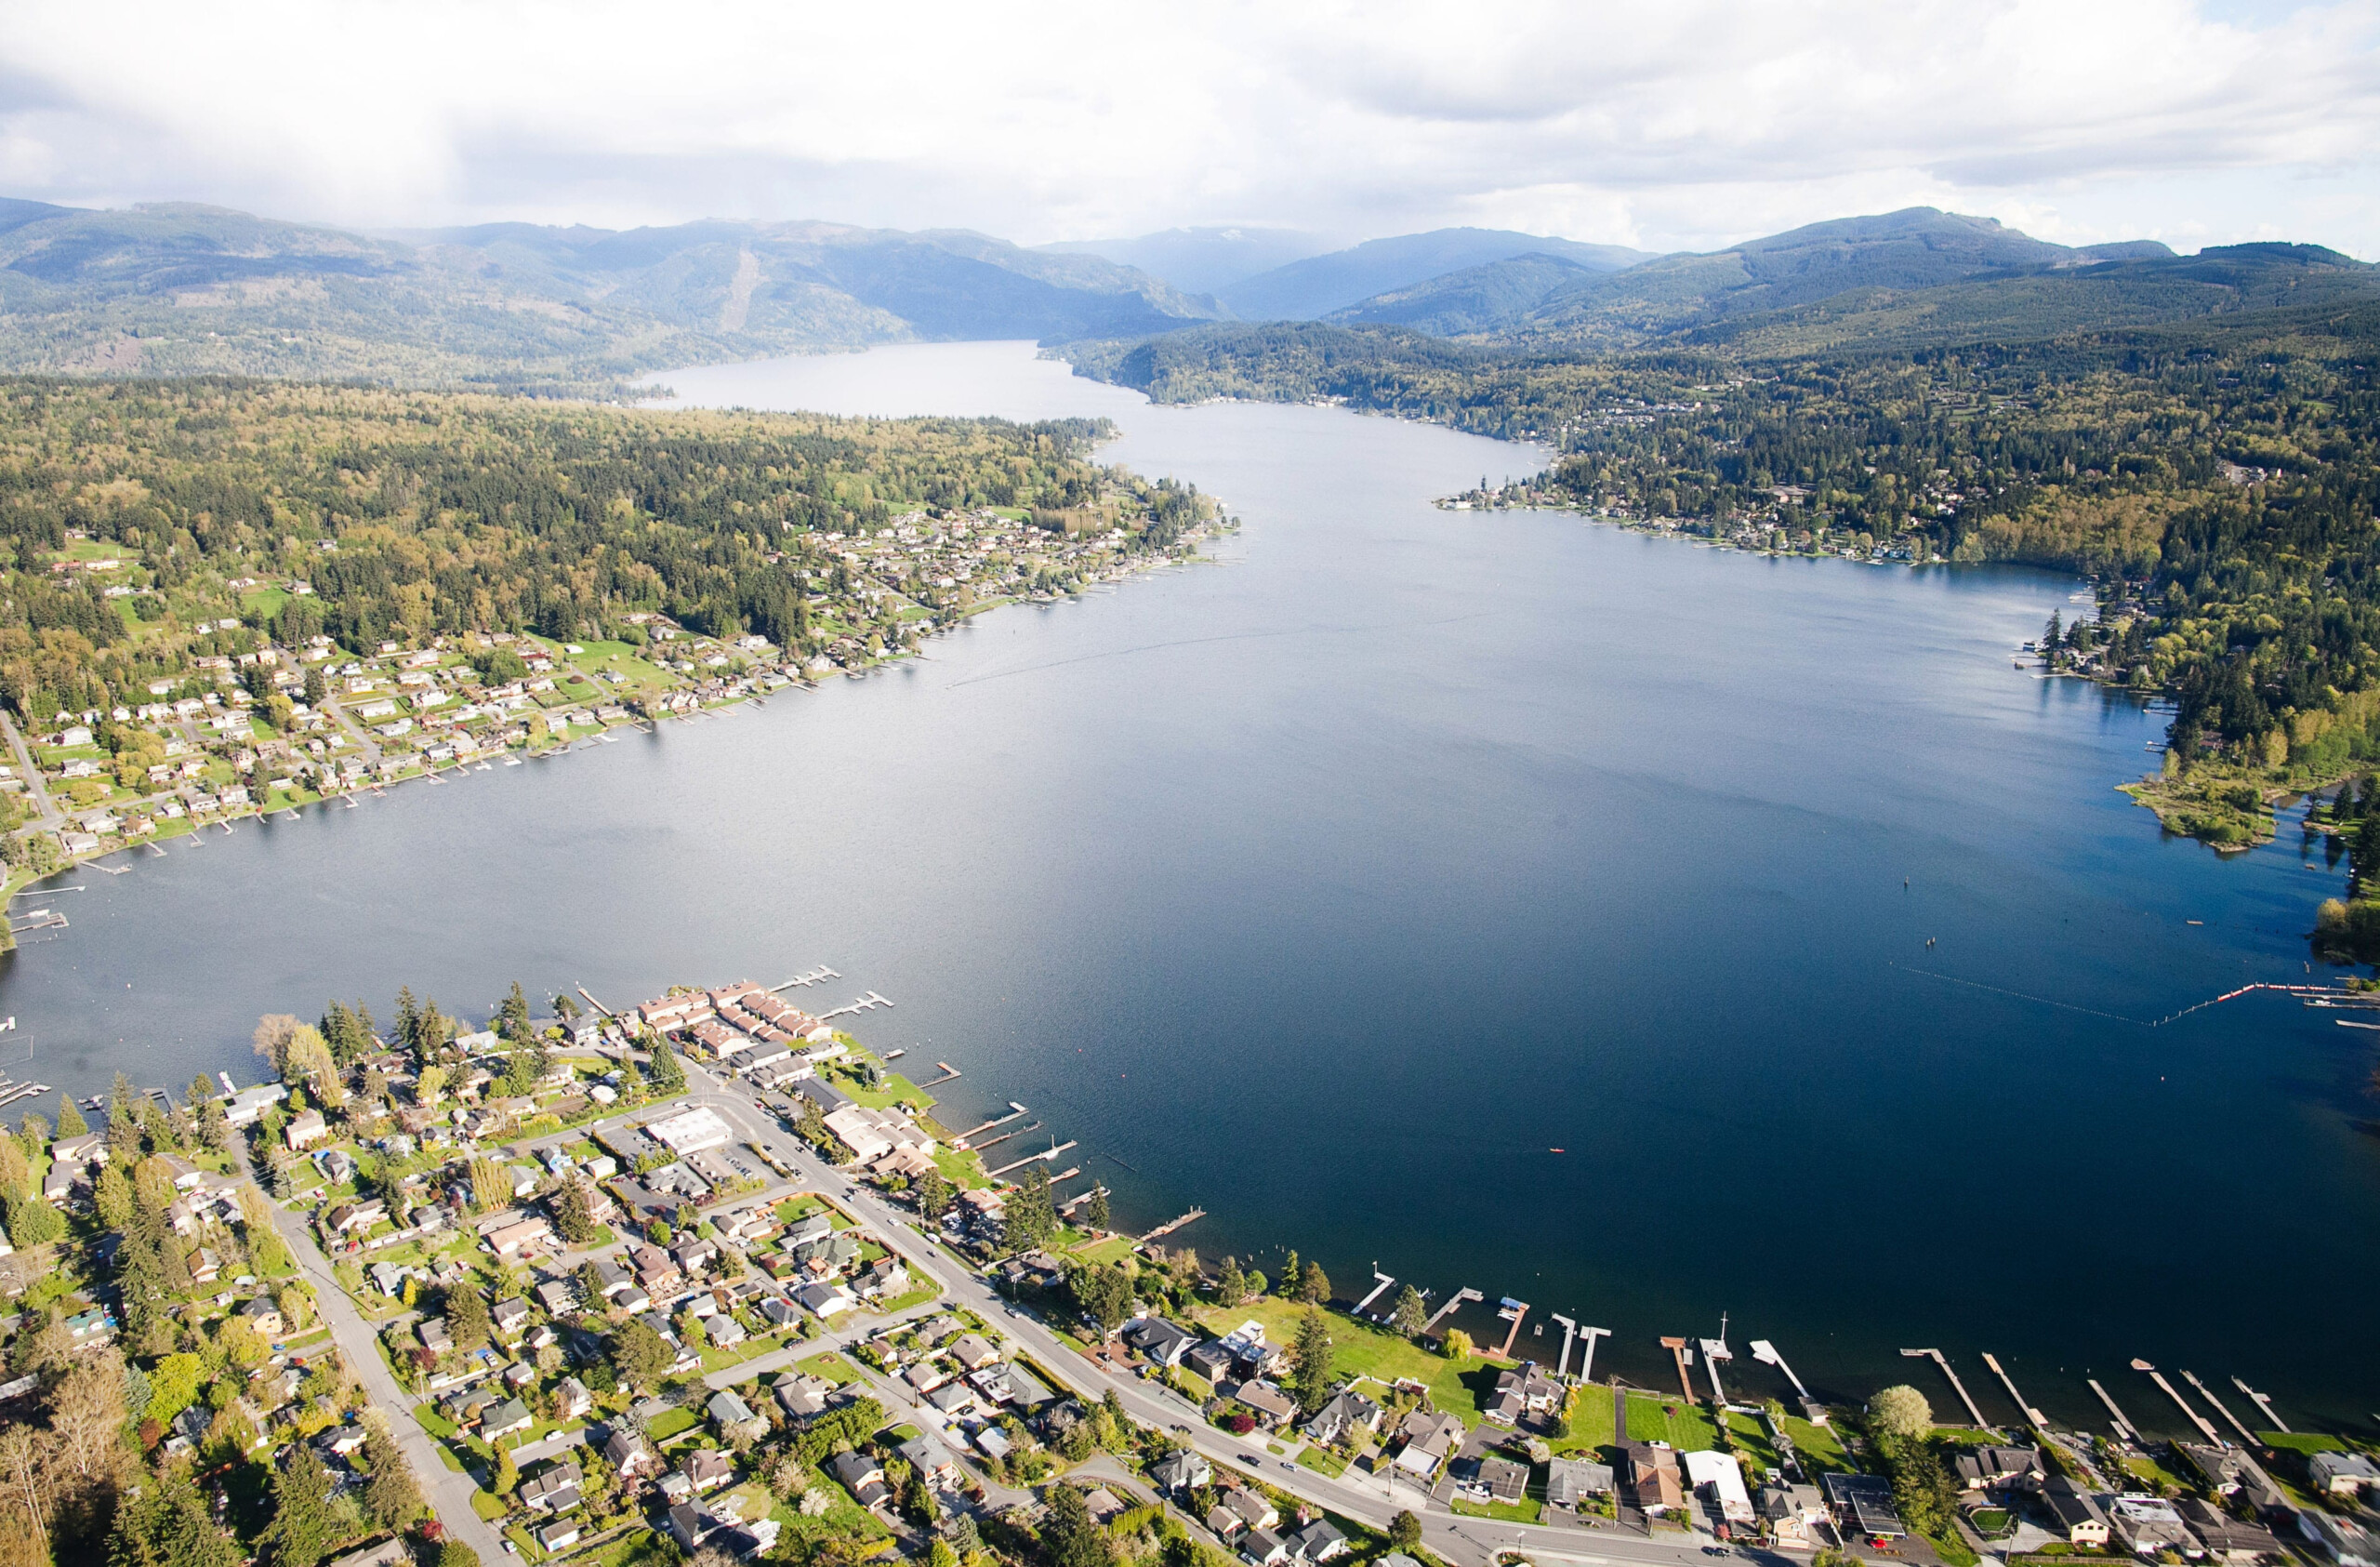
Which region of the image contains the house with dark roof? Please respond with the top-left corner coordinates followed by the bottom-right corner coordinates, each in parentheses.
top-left (1303, 1388), bottom-right (1382, 1447)
top-left (1124, 1315), bottom-right (1198, 1366)
top-left (2040, 1479), bottom-right (2107, 1547)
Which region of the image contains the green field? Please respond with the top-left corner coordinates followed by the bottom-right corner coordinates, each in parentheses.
top-left (1194, 1297), bottom-right (1501, 1423)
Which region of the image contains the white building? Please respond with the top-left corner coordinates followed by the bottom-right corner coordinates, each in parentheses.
top-left (644, 1106), bottom-right (734, 1155)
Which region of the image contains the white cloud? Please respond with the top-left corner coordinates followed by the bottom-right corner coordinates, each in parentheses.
top-left (0, 0), bottom-right (2373, 255)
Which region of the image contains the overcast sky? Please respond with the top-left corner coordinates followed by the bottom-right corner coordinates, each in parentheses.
top-left (1, 0), bottom-right (2374, 258)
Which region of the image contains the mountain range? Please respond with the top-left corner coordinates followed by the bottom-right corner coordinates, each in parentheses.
top-left (0, 197), bottom-right (2370, 395)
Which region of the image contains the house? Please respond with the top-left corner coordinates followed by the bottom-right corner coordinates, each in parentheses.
top-left (856, 1257), bottom-right (908, 1297)
top-left (314, 1424), bottom-right (369, 1458)
top-left (1546, 1456), bottom-right (1616, 1509)
top-left (285, 1110), bottom-right (328, 1149)
top-left (683, 1449), bottom-right (734, 1494)
top-left (222, 1083), bottom-right (289, 1127)
top-left (1392, 1408), bottom-right (1466, 1480)
top-left (759, 1296), bottom-right (801, 1331)
top-left (1220, 1490), bottom-right (1280, 1532)
top-left (2109, 1495), bottom-right (2197, 1558)
top-left (1630, 1443), bottom-right (1686, 1514)
top-left (556, 1377), bottom-right (592, 1419)
top-left (1287, 1521), bottom-right (1348, 1565)
top-left (2177, 1497), bottom-right (2281, 1562)
top-left (2042, 1479), bottom-right (2109, 1547)
top-left (645, 1106), bottom-right (734, 1154)
top-left (1760, 1484), bottom-right (1829, 1551)
top-left (974, 1427), bottom-right (1012, 1462)
top-left (1124, 1315), bottom-right (1198, 1367)
top-left (603, 1428), bottom-right (657, 1479)
top-left (1151, 1450), bottom-right (1211, 1494)
top-left (485, 1216), bottom-right (555, 1257)
top-left (949, 1334), bottom-right (1002, 1371)
top-left (667, 1503), bottom-right (715, 1550)
top-left (707, 1388), bottom-right (765, 1441)
top-left (189, 1247), bottom-right (221, 1285)
top-left (795, 1281), bottom-right (854, 1319)
top-left (829, 1449), bottom-right (890, 1507)
top-left (481, 1398), bottom-right (534, 1441)
top-left (520, 1459), bottom-right (584, 1513)
top-left (1237, 1528), bottom-right (1287, 1567)
top-left (1083, 1488), bottom-right (1128, 1527)
top-left (1954, 1445), bottom-right (2044, 1493)
top-left (491, 1297), bottom-right (530, 1336)
top-left (1303, 1388), bottom-right (1382, 1447)
top-left (2311, 1452), bottom-right (2380, 1497)
top-left (536, 1279), bottom-right (580, 1314)
top-left (1484, 1362), bottom-right (1564, 1427)
top-left (1685, 1450), bottom-right (1755, 1525)
top-left (536, 1521), bottom-right (582, 1554)
top-left (1233, 1378), bottom-right (1298, 1428)
top-left (2297, 1508), bottom-right (2378, 1567)
top-left (998, 1250), bottom-right (1064, 1293)
top-left (1453, 1455), bottom-right (1529, 1505)
top-left (899, 1433), bottom-right (959, 1487)
top-left (822, 1104), bottom-right (935, 1164)
top-left (239, 1296), bottom-right (286, 1337)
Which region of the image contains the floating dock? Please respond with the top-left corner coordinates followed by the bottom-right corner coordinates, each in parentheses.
top-left (773, 966), bottom-right (839, 991)
top-left (1982, 1353), bottom-right (2048, 1428)
top-left (1903, 1348), bottom-right (1990, 1428)
top-left (1423, 1286), bottom-right (1481, 1334)
top-left (1139, 1208), bottom-right (1206, 1242)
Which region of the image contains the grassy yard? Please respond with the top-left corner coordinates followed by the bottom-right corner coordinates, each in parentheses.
top-left (645, 1408), bottom-right (700, 1441)
top-left (1623, 1392), bottom-right (1720, 1454)
top-left (1068, 1236), bottom-right (1135, 1267)
top-left (1724, 1410), bottom-right (1784, 1472)
top-left (1452, 1498), bottom-right (1542, 1524)
top-left (799, 1350), bottom-right (861, 1384)
top-left (1196, 1298), bottom-right (1499, 1424)
top-left (1551, 1384), bottom-right (1616, 1455)
top-left (1780, 1414), bottom-right (1854, 1474)
top-left (1297, 1446), bottom-right (1349, 1478)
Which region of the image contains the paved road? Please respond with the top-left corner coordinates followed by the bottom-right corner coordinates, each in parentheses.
top-left (245, 1152), bottom-right (512, 1561)
top-left (667, 1063), bottom-right (1725, 1567)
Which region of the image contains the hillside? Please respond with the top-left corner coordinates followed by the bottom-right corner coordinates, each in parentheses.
top-left (1038, 226), bottom-right (1330, 295)
top-left (1327, 207), bottom-right (2184, 345)
top-left (1216, 227), bottom-right (1655, 321)
top-left (0, 203), bottom-right (1223, 394)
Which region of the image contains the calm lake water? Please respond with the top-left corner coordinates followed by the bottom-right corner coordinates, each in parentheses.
top-left (9, 341), bottom-right (2375, 1434)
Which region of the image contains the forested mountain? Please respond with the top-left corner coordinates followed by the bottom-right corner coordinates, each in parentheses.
top-left (1215, 227), bottom-right (1655, 320)
top-left (0, 202), bottom-right (1223, 394)
top-left (1327, 208), bottom-right (2187, 344)
top-left (1038, 226), bottom-right (1330, 295)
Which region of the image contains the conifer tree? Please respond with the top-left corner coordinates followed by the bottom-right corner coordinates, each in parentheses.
top-left (259, 1448), bottom-right (339, 1567)
top-left (55, 1095), bottom-right (86, 1137)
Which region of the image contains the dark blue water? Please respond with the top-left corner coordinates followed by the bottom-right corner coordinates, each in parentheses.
top-left (7, 343), bottom-right (2373, 1437)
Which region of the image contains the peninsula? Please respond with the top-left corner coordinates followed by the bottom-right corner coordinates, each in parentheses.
top-left (0, 379), bottom-right (1223, 931)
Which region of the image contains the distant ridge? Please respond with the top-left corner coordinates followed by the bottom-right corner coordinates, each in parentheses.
top-left (0, 201), bottom-right (1226, 392)
top-left (1038, 226), bottom-right (1330, 296)
top-left (1217, 227), bottom-right (1657, 321)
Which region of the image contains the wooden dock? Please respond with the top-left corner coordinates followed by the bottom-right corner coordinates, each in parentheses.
top-left (818, 990), bottom-right (892, 1019)
top-left (1058, 1184), bottom-right (1110, 1216)
top-left (952, 1103), bottom-right (1028, 1145)
top-left (773, 966), bottom-right (839, 991)
top-left (2232, 1377), bottom-right (2289, 1433)
top-left (2085, 1378), bottom-right (2138, 1441)
top-left (1139, 1208), bottom-right (1206, 1242)
top-left (1981, 1353), bottom-right (2047, 1427)
top-left (1423, 1286), bottom-right (1481, 1334)
top-left (986, 1138), bottom-right (1075, 1177)
top-left (2135, 1361), bottom-right (2219, 1441)
top-left (1902, 1348), bottom-right (1990, 1428)
top-left (920, 1062), bottom-right (963, 1086)
top-left (972, 1122), bottom-right (1038, 1152)
top-left (2181, 1371), bottom-right (2258, 1445)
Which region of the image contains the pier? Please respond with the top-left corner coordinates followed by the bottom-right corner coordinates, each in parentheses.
top-left (1422, 1286), bottom-right (1482, 1335)
top-left (1139, 1208), bottom-right (1206, 1242)
top-left (1660, 1336), bottom-right (1695, 1401)
top-left (1494, 1297), bottom-right (1530, 1360)
top-left (985, 1138), bottom-right (1076, 1177)
top-left (920, 1062), bottom-right (963, 1086)
top-left (0, 1071), bottom-right (52, 1111)
top-left (1057, 1185), bottom-right (1109, 1217)
top-left (972, 1122), bottom-right (1039, 1152)
top-left (951, 1103), bottom-right (1028, 1146)
top-left (1981, 1353), bottom-right (2047, 1428)
top-left (2233, 1377), bottom-right (2289, 1433)
top-left (2181, 1371), bottom-right (2257, 1445)
top-left (1355, 1269), bottom-right (1395, 1319)
top-left (818, 990), bottom-right (893, 1019)
top-left (575, 985), bottom-right (616, 1018)
top-left (1575, 1323), bottom-right (1611, 1384)
top-left (2086, 1378), bottom-right (2138, 1441)
top-left (1752, 1339), bottom-right (1814, 1404)
top-left (2135, 1361), bottom-right (2219, 1442)
top-left (773, 966), bottom-right (839, 990)
top-left (1699, 1338), bottom-right (1733, 1404)
top-left (1901, 1348), bottom-right (1990, 1428)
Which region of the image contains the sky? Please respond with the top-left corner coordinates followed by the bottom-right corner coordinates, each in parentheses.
top-left (0, 0), bottom-right (2375, 259)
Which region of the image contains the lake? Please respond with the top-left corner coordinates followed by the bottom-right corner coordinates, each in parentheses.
top-left (8, 340), bottom-right (2373, 1434)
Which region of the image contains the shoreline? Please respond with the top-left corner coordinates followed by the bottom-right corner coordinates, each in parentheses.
top-left (1, 506), bottom-right (1234, 956)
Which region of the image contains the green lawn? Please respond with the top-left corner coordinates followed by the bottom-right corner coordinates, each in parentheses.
top-left (1780, 1414), bottom-right (1853, 1474)
top-left (1551, 1384), bottom-right (1615, 1455)
top-left (2260, 1432), bottom-right (2361, 1456)
top-left (1296, 1446), bottom-right (1349, 1478)
top-left (1194, 1297), bottom-right (1497, 1424)
top-left (1452, 1498), bottom-right (1542, 1524)
top-left (1068, 1236), bottom-right (1135, 1267)
top-left (645, 1408), bottom-right (699, 1441)
top-left (1623, 1392), bottom-right (1719, 1454)
top-left (1723, 1410), bottom-right (1784, 1472)
top-left (799, 1351), bottom-right (860, 1384)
